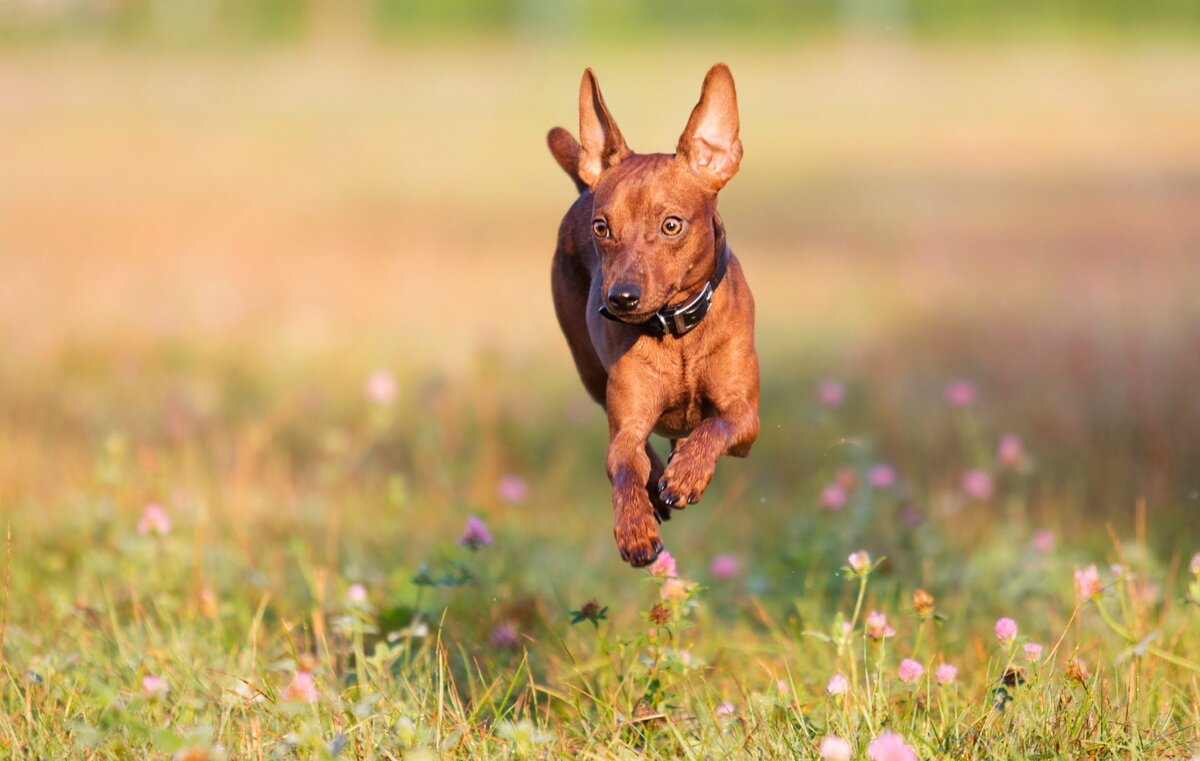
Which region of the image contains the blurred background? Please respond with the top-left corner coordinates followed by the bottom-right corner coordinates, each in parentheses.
top-left (2, 0), bottom-right (1199, 573)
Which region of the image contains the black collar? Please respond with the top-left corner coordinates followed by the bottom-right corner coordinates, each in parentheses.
top-left (598, 239), bottom-right (730, 338)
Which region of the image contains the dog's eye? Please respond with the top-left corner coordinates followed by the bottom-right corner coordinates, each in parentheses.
top-left (661, 216), bottom-right (684, 236)
top-left (592, 219), bottom-right (610, 238)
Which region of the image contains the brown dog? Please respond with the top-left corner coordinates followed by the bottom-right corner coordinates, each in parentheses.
top-left (546, 64), bottom-right (760, 567)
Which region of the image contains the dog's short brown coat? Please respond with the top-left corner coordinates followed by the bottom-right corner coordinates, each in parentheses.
top-left (547, 64), bottom-right (760, 567)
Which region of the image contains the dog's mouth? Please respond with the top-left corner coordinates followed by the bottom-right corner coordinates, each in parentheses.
top-left (601, 304), bottom-right (666, 325)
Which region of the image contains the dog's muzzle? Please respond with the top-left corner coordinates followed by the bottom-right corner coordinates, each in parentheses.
top-left (597, 240), bottom-right (729, 339)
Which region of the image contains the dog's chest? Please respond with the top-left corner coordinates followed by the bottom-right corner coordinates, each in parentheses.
top-left (652, 348), bottom-right (712, 438)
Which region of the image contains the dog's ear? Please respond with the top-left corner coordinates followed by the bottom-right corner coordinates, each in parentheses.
top-left (677, 63), bottom-right (742, 190)
top-left (578, 68), bottom-right (631, 187)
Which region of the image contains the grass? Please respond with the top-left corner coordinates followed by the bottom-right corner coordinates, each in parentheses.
top-left (6, 352), bottom-right (1200, 758)
top-left (2, 40), bottom-right (1200, 759)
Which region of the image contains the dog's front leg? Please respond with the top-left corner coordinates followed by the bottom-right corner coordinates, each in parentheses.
top-left (659, 392), bottom-right (759, 508)
top-left (605, 370), bottom-right (665, 567)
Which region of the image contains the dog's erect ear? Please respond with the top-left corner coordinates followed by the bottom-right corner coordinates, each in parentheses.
top-left (677, 63), bottom-right (742, 190)
top-left (578, 68), bottom-right (631, 187)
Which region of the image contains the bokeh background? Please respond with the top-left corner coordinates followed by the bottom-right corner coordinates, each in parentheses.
top-left (4, 0), bottom-right (1200, 670)
top-left (3, 2), bottom-right (1200, 755)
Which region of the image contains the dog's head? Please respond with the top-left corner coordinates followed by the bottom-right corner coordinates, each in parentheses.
top-left (553, 64), bottom-right (743, 322)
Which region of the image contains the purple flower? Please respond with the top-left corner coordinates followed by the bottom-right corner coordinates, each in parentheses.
top-left (660, 577), bottom-right (689, 603)
top-left (346, 584), bottom-right (369, 607)
top-left (944, 378), bottom-right (977, 407)
top-left (1031, 528), bottom-right (1056, 552)
top-left (819, 483), bottom-right (848, 511)
top-left (867, 732), bottom-right (918, 761)
top-left (826, 674), bottom-right (849, 696)
top-left (1024, 643), bottom-right (1044, 662)
top-left (497, 474), bottom-right (528, 503)
top-left (995, 617), bottom-right (1018, 645)
top-left (491, 624), bottom-right (519, 650)
top-left (284, 670), bottom-right (318, 703)
top-left (714, 700), bottom-right (736, 717)
top-left (710, 554), bottom-right (740, 580)
top-left (819, 378), bottom-right (845, 407)
top-left (847, 550), bottom-right (871, 575)
top-left (935, 663), bottom-right (957, 685)
top-left (868, 464), bottom-right (896, 488)
top-left (897, 659), bottom-right (924, 684)
top-left (819, 736), bottom-right (853, 761)
top-left (458, 516), bottom-right (493, 549)
top-left (649, 550), bottom-right (677, 578)
top-left (865, 611), bottom-right (895, 639)
top-left (961, 469), bottom-right (994, 501)
top-left (1074, 565), bottom-right (1103, 599)
top-left (141, 675), bottom-right (169, 699)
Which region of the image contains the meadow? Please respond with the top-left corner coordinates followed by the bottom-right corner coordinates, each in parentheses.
top-left (2, 37), bottom-right (1200, 759)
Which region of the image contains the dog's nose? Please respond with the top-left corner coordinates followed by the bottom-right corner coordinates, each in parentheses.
top-left (607, 284), bottom-right (641, 313)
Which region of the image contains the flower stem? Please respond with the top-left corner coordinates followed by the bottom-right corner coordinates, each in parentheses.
top-left (1094, 600), bottom-right (1133, 642)
top-left (849, 574), bottom-right (868, 632)
top-left (1146, 645), bottom-right (1200, 673)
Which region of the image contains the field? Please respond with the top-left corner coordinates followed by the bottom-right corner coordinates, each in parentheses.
top-left (2, 38), bottom-right (1200, 758)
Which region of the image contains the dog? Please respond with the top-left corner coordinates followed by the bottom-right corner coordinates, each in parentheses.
top-left (546, 64), bottom-right (760, 567)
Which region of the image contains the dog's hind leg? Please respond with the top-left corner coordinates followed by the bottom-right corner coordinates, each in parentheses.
top-left (645, 442), bottom-right (672, 523)
top-left (551, 246), bottom-right (608, 406)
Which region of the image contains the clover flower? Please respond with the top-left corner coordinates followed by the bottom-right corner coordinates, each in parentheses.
top-left (819, 378), bottom-right (845, 407)
top-left (819, 483), bottom-right (848, 511)
top-left (1074, 565), bottom-right (1103, 600)
top-left (935, 663), bottom-right (957, 685)
top-left (710, 553), bottom-right (740, 580)
top-left (945, 378), bottom-right (977, 407)
top-left (962, 469), bottom-right (994, 500)
top-left (137, 504), bottom-right (171, 536)
top-left (819, 736), bottom-right (853, 761)
top-left (848, 550), bottom-right (871, 575)
top-left (869, 464), bottom-right (896, 488)
top-left (865, 611), bottom-right (895, 639)
top-left (898, 659), bottom-right (924, 684)
top-left (458, 516), bottom-right (493, 549)
top-left (868, 732), bottom-right (918, 761)
top-left (645, 550), bottom-right (676, 578)
top-left (995, 617), bottom-right (1018, 645)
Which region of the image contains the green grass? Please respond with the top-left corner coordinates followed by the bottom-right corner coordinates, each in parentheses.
top-left (3, 345), bottom-right (1200, 759)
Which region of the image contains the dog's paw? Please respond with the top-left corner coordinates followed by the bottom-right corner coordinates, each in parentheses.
top-left (658, 450), bottom-right (716, 507)
top-left (614, 500), bottom-right (664, 567)
top-left (648, 485), bottom-right (673, 523)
